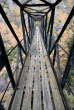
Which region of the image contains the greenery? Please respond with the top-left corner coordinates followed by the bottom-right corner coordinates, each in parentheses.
top-left (66, 34), bottom-right (74, 89)
top-left (67, 34), bottom-right (74, 50)
top-left (1, 71), bottom-right (8, 78)
top-left (2, 4), bottom-right (9, 9)
top-left (64, 34), bottom-right (74, 110)
top-left (8, 48), bottom-right (17, 62)
top-left (36, 21), bottom-right (39, 27)
top-left (6, 46), bottom-right (13, 53)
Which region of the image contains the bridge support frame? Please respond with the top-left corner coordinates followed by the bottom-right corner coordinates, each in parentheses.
top-left (0, 34), bottom-right (16, 89)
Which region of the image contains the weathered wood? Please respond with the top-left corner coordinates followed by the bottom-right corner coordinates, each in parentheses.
top-left (39, 34), bottom-right (53, 110)
top-left (10, 89), bottom-right (23, 110)
top-left (45, 56), bottom-right (65, 110)
top-left (10, 57), bottom-right (31, 110)
top-left (22, 56), bottom-right (35, 110)
top-left (10, 28), bottom-right (65, 110)
top-left (33, 37), bottom-right (42, 110)
top-left (41, 60), bottom-right (53, 110)
top-left (40, 30), bottom-right (65, 110)
top-left (10, 35), bottom-right (35, 110)
top-left (22, 30), bottom-right (38, 110)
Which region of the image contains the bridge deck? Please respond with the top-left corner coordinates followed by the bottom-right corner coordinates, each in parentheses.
top-left (10, 28), bottom-right (65, 110)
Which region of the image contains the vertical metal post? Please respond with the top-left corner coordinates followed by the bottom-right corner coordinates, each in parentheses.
top-left (31, 18), bottom-right (33, 39)
top-left (28, 15), bottom-right (31, 44)
top-left (45, 14), bottom-right (48, 48)
top-left (47, 16), bottom-right (51, 34)
top-left (42, 17), bottom-right (45, 40)
top-left (30, 17), bottom-right (33, 41)
top-left (22, 14), bottom-right (30, 52)
top-left (49, 8), bottom-right (55, 53)
top-left (29, 17), bottom-right (32, 42)
top-left (31, 17), bottom-right (33, 43)
top-left (20, 8), bottom-right (27, 52)
top-left (40, 20), bottom-right (42, 37)
top-left (32, 19), bottom-right (35, 36)
top-left (15, 45), bottom-right (20, 83)
top-left (56, 44), bottom-right (62, 74)
top-left (0, 34), bottom-right (16, 89)
top-left (33, 20), bottom-right (35, 35)
top-left (15, 44), bottom-right (23, 83)
top-left (18, 45), bottom-right (23, 65)
top-left (52, 46), bottom-right (56, 66)
top-left (40, 20), bottom-right (42, 34)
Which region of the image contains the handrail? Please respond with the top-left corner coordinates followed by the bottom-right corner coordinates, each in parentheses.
top-left (8, 39), bottom-right (23, 56)
top-left (58, 44), bottom-right (69, 56)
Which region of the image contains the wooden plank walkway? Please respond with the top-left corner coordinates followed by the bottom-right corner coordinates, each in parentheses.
top-left (10, 28), bottom-right (65, 110)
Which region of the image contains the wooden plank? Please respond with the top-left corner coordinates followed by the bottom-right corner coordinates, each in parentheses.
top-left (18, 54), bottom-right (32, 89)
top-left (10, 89), bottom-right (23, 110)
top-left (10, 36), bottom-right (36, 110)
top-left (29, 32), bottom-right (37, 56)
top-left (22, 29), bottom-right (40, 110)
top-left (45, 56), bottom-right (65, 110)
top-left (39, 30), bottom-right (65, 110)
top-left (21, 31), bottom-right (37, 110)
top-left (10, 57), bottom-right (31, 110)
top-left (41, 61), bottom-right (53, 110)
top-left (21, 56), bottom-right (35, 110)
top-left (11, 31), bottom-right (37, 110)
top-left (39, 41), bottom-right (53, 110)
top-left (37, 31), bottom-right (53, 110)
top-left (10, 28), bottom-right (65, 110)
top-left (39, 31), bottom-right (65, 110)
top-left (18, 66), bottom-right (29, 89)
top-left (33, 55), bottom-right (42, 109)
